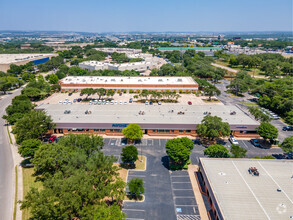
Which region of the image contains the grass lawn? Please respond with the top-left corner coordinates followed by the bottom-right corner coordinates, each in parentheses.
top-left (22, 168), bottom-right (43, 220)
top-left (134, 156), bottom-right (146, 171)
top-left (215, 59), bottom-right (265, 77)
top-left (202, 98), bottom-right (220, 103)
top-left (239, 102), bottom-right (258, 106)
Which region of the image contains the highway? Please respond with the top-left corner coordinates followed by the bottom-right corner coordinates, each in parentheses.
top-left (0, 88), bottom-right (22, 220)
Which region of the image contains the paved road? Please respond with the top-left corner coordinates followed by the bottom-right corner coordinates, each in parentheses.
top-left (0, 89), bottom-right (22, 220)
top-left (214, 79), bottom-right (291, 142)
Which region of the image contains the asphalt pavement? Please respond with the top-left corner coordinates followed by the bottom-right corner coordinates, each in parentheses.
top-left (0, 89), bottom-right (22, 220)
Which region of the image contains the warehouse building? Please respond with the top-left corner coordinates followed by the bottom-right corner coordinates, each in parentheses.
top-left (197, 158), bottom-right (293, 220)
top-left (79, 60), bottom-right (156, 72)
top-left (59, 76), bottom-right (199, 92)
top-left (0, 53), bottom-right (57, 72)
top-left (95, 48), bottom-right (142, 54)
top-left (35, 104), bottom-right (259, 138)
top-left (157, 47), bottom-right (222, 54)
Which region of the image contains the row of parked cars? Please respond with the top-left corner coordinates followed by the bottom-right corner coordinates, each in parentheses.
top-left (229, 136), bottom-right (261, 147)
top-left (260, 107), bottom-right (280, 120)
top-left (44, 136), bottom-right (62, 143)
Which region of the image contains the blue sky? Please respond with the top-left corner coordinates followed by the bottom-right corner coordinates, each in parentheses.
top-left (0, 0), bottom-right (292, 32)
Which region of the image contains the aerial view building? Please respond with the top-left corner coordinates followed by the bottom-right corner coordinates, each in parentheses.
top-left (197, 158), bottom-right (293, 220)
top-left (35, 104), bottom-right (259, 138)
top-left (59, 76), bottom-right (199, 92)
top-left (0, 53), bottom-right (57, 72)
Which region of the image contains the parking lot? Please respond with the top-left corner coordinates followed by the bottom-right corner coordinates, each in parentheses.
top-left (99, 137), bottom-right (287, 220)
top-left (35, 91), bottom-right (223, 106)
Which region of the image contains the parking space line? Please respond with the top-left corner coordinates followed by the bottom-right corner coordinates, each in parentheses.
top-left (123, 209), bottom-right (145, 212)
top-left (171, 176), bottom-right (189, 178)
top-left (173, 189), bottom-right (193, 191)
top-left (240, 140), bottom-right (249, 149)
top-left (175, 205), bottom-right (198, 207)
top-left (172, 182), bottom-right (191, 184)
top-left (174, 196), bottom-right (195, 198)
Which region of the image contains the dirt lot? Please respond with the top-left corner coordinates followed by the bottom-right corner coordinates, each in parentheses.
top-left (36, 92), bottom-right (223, 106)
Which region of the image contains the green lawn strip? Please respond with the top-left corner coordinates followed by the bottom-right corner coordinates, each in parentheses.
top-left (22, 168), bottom-right (43, 220)
top-left (6, 122), bottom-right (12, 144)
top-left (239, 102), bottom-right (258, 106)
top-left (13, 166), bottom-right (17, 220)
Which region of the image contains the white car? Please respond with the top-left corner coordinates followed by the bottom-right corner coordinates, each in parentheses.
top-left (158, 101), bottom-right (162, 105)
top-left (114, 101), bottom-right (118, 105)
top-left (59, 101), bottom-right (63, 104)
top-left (124, 101), bottom-right (127, 105)
top-left (110, 101), bottom-right (114, 105)
top-left (229, 136), bottom-right (239, 145)
top-left (145, 101), bottom-right (149, 105)
top-left (68, 101), bottom-right (72, 104)
top-left (63, 101), bottom-right (67, 104)
top-left (119, 101), bottom-right (123, 105)
top-left (106, 101), bottom-right (109, 105)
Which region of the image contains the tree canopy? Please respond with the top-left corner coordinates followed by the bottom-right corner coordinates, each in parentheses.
top-left (256, 122), bottom-right (278, 141)
top-left (21, 134), bottom-right (125, 219)
top-left (204, 144), bottom-right (231, 158)
top-left (165, 137), bottom-right (194, 166)
top-left (13, 110), bottom-right (55, 144)
top-left (18, 139), bottom-right (42, 158)
top-left (121, 145), bottom-right (138, 164)
top-left (280, 136), bottom-right (293, 153)
top-left (196, 115), bottom-right (230, 141)
top-left (122, 124), bottom-right (143, 143)
top-left (230, 144), bottom-right (247, 158)
top-left (128, 178), bottom-right (144, 199)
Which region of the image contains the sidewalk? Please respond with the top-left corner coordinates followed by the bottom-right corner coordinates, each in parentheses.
top-left (188, 164), bottom-right (209, 220)
top-left (8, 123), bottom-right (23, 220)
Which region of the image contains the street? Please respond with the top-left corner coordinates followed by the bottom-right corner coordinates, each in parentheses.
top-left (0, 89), bottom-right (22, 220)
top-left (214, 79), bottom-right (292, 142)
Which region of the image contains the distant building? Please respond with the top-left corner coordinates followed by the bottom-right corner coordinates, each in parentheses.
top-left (20, 44), bottom-right (31, 49)
top-left (95, 48), bottom-right (142, 54)
top-left (59, 76), bottom-right (198, 92)
top-left (233, 37), bottom-right (241, 40)
top-left (218, 35), bottom-right (224, 40)
top-left (157, 47), bottom-right (222, 54)
top-left (0, 53), bottom-right (57, 72)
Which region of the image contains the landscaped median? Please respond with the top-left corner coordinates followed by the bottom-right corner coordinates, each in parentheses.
top-left (115, 155), bottom-right (147, 202)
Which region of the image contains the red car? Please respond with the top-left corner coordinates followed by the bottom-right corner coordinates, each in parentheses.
top-left (188, 101), bottom-right (192, 105)
top-left (48, 136), bottom-right (57, 143)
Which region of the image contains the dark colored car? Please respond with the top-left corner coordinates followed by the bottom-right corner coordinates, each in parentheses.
top-left (129, 98), bottom-right (133, 103)
top-left (250, 139), bottom-right (260, 147)
top-left (282, 126), bottom-right (293, 131)
top-left (68, 93), bottom-right (72, 96)
top-left (150, 101), bottom-right (153, 105)
top-left (49, 136), bottom-right (57, 143)
top-left (77, 98), bottom-right (82, 102)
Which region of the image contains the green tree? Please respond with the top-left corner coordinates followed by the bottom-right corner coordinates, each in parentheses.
top-left (93, 203), bottom-right (125, 220)
top-left (204, 85), bottom-right (220, 100)
top-left (280, 136), bottom-right (293, 153)
top-left (196, 115), bottom-right (230, 141)
top-left (13, 110), bottom-right (55, 144)
top-left (96, 88), bottom-right (106, 100)
top-left (165, 137), bottom-right (194, 166)
top-left (121, 145), bottom-right (138, 164)
top-left (122, 124), bottom-right (143, 144)
top-left (128, 178), bottom-right (144, 199)
top-left (106, 89), bottom-right (115, 99)
top-left (21, 87), bottom-right (42, 100)
top-left (204, 144), bottom-right (230, 158)
top-left (230, 144), bottom-right (247, 158)
top-left (256, 122), bottom-right (278, 141)
top-left (227, 71), bottom-right (254, 96)
top-left (18, 139), bottom-right (42, 158)
top-left (48, 74), bottom-right (59, 84)
top-left (81, 88), bottom-right (95, 99)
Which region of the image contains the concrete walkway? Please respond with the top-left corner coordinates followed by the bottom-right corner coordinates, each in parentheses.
top-left (188, 165), bottom-right (209, 220)
top-left (212, 63), bottom-right (238, 73)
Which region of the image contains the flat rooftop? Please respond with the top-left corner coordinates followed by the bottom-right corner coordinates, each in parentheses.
top-left (200, 158), bottom-right (293, 220)
top-left (80, 61), bottom-right (150, 67)
top-left (157, 47), bottom-right (222, 50)
top-left (0, 54), bottom-right (56, 64)
top-left (59, 76), bottom-right (197, 85)
top-left (35, 104), bottom-right (259, 127)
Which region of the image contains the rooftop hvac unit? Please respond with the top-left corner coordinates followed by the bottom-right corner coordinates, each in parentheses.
top-left (111, 79), bottom-right (115, 81)
top-left (158, 79), bottom-right (163, 82)
top-left (177, 79), bottom-right (183, 82)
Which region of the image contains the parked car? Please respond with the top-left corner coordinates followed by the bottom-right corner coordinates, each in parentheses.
top-left (119, 101), bottom-right (123, 105)
top-left (150, 101), bottom-right (153, 105)
top-left (229, 136), bottom-right (239, 145)
top-left (59, 100), bottom-right (63, 104)
top-left (145, 101), bottom-right (149, 105)
top-left (64, 110), bottom-right (71, 114)
top-left (110, 101), bottom-right (114, 105)
top-left (124, 101), bottom-right (128, 105)
top-left (49, 136), bottom-right (57, 143)
top-left (114, 101), bottom-right (118, 105)
top-left (283, 126), bottom-right (293, 131)
top-left (129, 98), bottom-right (133, 103)
top-left (250, 139), bottom-right (260, 147)
top-left (73, 99), bottom-right (77, 103)
top-left (68, 93), bottom-right (72, 96)
top-left (63, 101), bottom-right (67, 104)
top-left (188, 101), bottom-right (192, 105)
top-left (158, 101), bottom-right (162, 105)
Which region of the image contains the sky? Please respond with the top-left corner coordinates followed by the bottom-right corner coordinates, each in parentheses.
top-left (0, 0), bottom-right (292, 33)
